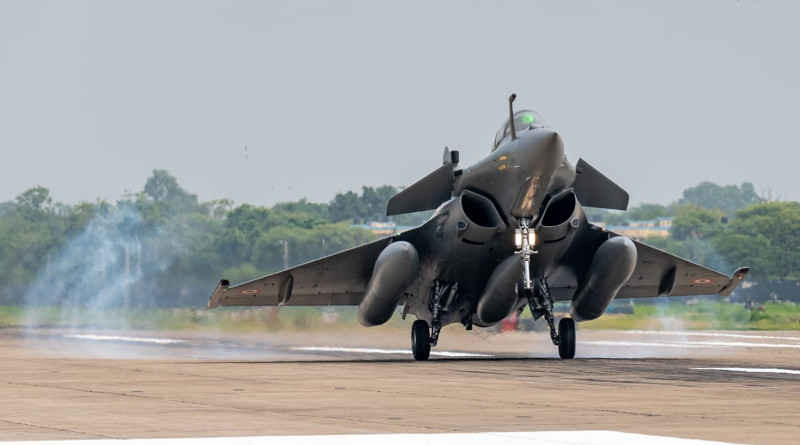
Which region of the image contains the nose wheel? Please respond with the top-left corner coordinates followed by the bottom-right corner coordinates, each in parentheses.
top-left (411, 319), bottom-right (431, 361)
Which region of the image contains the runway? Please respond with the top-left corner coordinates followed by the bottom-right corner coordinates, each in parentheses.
top-left (0, 328), bottom-right (798, 444)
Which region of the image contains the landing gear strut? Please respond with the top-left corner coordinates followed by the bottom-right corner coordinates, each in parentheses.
top-left (524, 279), bottom-right (576, 360)
top-left (411, 279), bottom-right (458, 361)
top-left (516, 217), bottom-right (576, 359)
top-left (428, 280), bottom-right (457, 347)
top-left (517, 217), bottom-right (536, 291)
top-left (526, 278), bottom-right (560, 346)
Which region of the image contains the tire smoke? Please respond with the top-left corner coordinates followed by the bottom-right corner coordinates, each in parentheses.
top-left (22, 206), bottom-right (184, 356)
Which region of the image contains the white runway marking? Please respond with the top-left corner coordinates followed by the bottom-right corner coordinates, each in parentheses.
top-left (692, 367), bottom-right (800, 375)
top-left (61, 334), bottom-right (186, 345)
top-left (0, 431), bottom-right (744, 445)
top-left (582, 340), bottom-right (800, 349)
top-left (583, 340), bottom-right (707, 349)
top-left (621, 330), bottom-right (800, 341)
top-left (289, 346), bottom-right (492, 358)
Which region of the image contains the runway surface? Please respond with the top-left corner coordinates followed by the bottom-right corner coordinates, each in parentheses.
top-left (0, 327), bottom-right (798, 444)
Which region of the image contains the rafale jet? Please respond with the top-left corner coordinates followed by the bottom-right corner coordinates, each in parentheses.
top-left (209, 94), bottom-right (749, 360)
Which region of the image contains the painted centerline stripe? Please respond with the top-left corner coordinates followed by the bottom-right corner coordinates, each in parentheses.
top-left (289, 346), bottom-right (492, 358)
top-left (62, 334), bottom-right (187, 345)
top-left (0, 430), bottom-right (745, 445)
top-left (692, 367), bottom-right (800, 375)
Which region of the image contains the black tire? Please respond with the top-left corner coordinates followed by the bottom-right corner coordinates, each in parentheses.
top-left (558, 317), bottom-right (576, 360)
top-left (411, 319), bottom-right (431, 361)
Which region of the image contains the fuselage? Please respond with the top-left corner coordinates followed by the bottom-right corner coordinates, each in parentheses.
top-left (402, 114), bottom-right (581, 327)
top-left (210, 97), bottom-right (745, 361)
top-left (455, 126), bottom-right (567, 221)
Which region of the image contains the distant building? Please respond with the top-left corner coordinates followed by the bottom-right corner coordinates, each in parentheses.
top-left (598, 217), bottom-right (673, 239)
top-left (353, 221), bottom-right (415, 236)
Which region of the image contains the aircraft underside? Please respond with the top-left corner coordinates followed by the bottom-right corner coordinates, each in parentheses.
top-left (402, 273), bottom-right (577, 361)
top-left (372, 189), bottom-right (587, 361)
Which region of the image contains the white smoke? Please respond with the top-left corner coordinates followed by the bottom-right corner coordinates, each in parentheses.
top-left (22, 205), bottom-right (184, 356)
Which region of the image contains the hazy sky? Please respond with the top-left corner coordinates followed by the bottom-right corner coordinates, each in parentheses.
top-left (1, 1), bottom-right (797, 208)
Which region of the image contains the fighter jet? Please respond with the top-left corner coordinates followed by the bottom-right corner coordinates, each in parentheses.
top-left (209, 94), bottom-right (749, 360)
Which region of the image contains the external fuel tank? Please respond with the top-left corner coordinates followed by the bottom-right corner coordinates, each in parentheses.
top-left (570, 236), bottom-right (637, 322)
top-left (358, 241), bottom-right (419, 327)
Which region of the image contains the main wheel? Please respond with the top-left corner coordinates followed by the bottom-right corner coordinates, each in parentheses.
top-left (558, 317), bottom-right (576, 360)
top-left (411, 319), bottom-right (431, 361)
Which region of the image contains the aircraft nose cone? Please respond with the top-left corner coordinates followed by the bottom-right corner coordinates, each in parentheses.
top-left (531, 128), bottom-right (564, 154)
top-left (517, 128), bottom-right (564, 174)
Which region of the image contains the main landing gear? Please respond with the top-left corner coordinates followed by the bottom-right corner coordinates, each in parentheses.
top-left (558, 318), bottom-right (576, 360)
top-left (411, 279), bottom-right (458, 361)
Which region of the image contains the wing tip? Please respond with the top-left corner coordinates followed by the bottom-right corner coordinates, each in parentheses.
top-left (208, 279), bottom-right (230, 309)
top-left (718, 267), bottom-right (749, 297)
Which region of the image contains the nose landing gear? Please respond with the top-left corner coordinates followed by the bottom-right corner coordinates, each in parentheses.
top-left (517, 217), bottom-right (576, 360)
top-left (523, 278), bottom-right (576, 359)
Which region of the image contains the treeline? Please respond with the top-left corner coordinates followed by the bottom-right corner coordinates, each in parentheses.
top-left (0, 172), bottom-right (797, 308)
top-left (0, 170), bottom-right (426, 307)
top-left (587, 182), bottom-right (800, 282)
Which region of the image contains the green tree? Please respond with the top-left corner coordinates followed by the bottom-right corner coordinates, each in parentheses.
top-left (0, 201), bottom-right (14, 218)
top-left (249, 222), bottom-right (376, 273)
top-left (0, 187), bottom-right (65, 287)
top-left (0, 174), bottom-right (418, 306)
top-left (361, 185), bottom-right (398, 221)
top-left (677, 181), bottom-right (761, 214)
top-left (604, 203), bottom-right (670, 226)
top-left (216, 204), bottom-right (270, 264)
top-left (328, 185), bottom-right (428, 225)
top-left (64, 200), bottom-right (111, 236)
top-left (714, 202), bottom-right (800, 280)
top-left (138, 169), bottom-right (200, 225)
top-left (272, 198), bottom-right (329, 221)
top-left (670, 205), bottom-right (725, 241)
top-left (15, 186), bottom-right (54, 213)
top-left (202, 198), bottom-right (234, 220)
top-left (329, 190), bottom-right (366, 223)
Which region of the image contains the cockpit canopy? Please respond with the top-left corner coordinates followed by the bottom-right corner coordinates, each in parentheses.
top-left (492, 110), bottom-right (546, 150)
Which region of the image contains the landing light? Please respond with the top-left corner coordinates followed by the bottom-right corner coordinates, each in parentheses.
top-left (514, 230), bottom-right (536, 249)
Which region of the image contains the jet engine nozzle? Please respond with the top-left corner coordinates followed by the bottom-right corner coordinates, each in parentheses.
top-left (358, 241), bottom-right (419, 327)
top-left (571, 236), bottom-right (637, 322)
